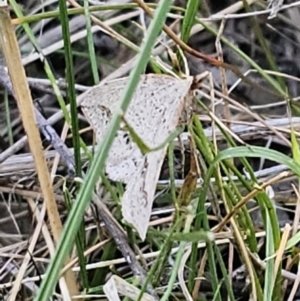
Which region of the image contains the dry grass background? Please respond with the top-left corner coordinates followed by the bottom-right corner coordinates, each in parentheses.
top-left (1, 0), bottom-right (300, 300)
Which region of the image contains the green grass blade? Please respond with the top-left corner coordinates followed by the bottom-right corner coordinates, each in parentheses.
top-left (214, 245), bottom-right (236, 301)
top-left (138, 215), bottom-right (184, 300)
top-left (58, 0), bottom-right (81, 174)
top-left (285, 231), bottom-right (300, 251)
top-left (181, 0), bottom-right (200, 43)
top-left (211, 147), bottom-right (300, 176)
top-left (34, 1), bottom-right (176, 299)
top-left (83, 0), bottom-right (100, 84)
top-left (264, 209), bottom-right (275, 301)
top-left (63, 186), bottom-right (89, 290)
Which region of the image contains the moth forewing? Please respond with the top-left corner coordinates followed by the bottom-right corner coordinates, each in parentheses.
top-left (121, 150), bottom-right (166, 240)
top-left (81, 74), bottom-right (197, 239)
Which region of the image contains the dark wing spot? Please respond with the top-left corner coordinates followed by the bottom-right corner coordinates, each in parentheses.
top-left (123, 132), bottom-right (131, 144)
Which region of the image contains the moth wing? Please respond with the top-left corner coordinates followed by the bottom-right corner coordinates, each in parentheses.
top-left (121, 149), bottom-right (166, 240)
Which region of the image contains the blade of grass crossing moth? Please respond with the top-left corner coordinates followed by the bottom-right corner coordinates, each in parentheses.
top-left (34, 1), bottom-right (176, 300)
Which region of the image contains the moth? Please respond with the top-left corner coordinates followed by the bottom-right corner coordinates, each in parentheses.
top-left (81, 73), bottom-right (205, 240)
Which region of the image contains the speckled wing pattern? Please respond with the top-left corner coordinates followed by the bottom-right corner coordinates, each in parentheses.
top-left (81, 74), bottom-right (193, 239)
